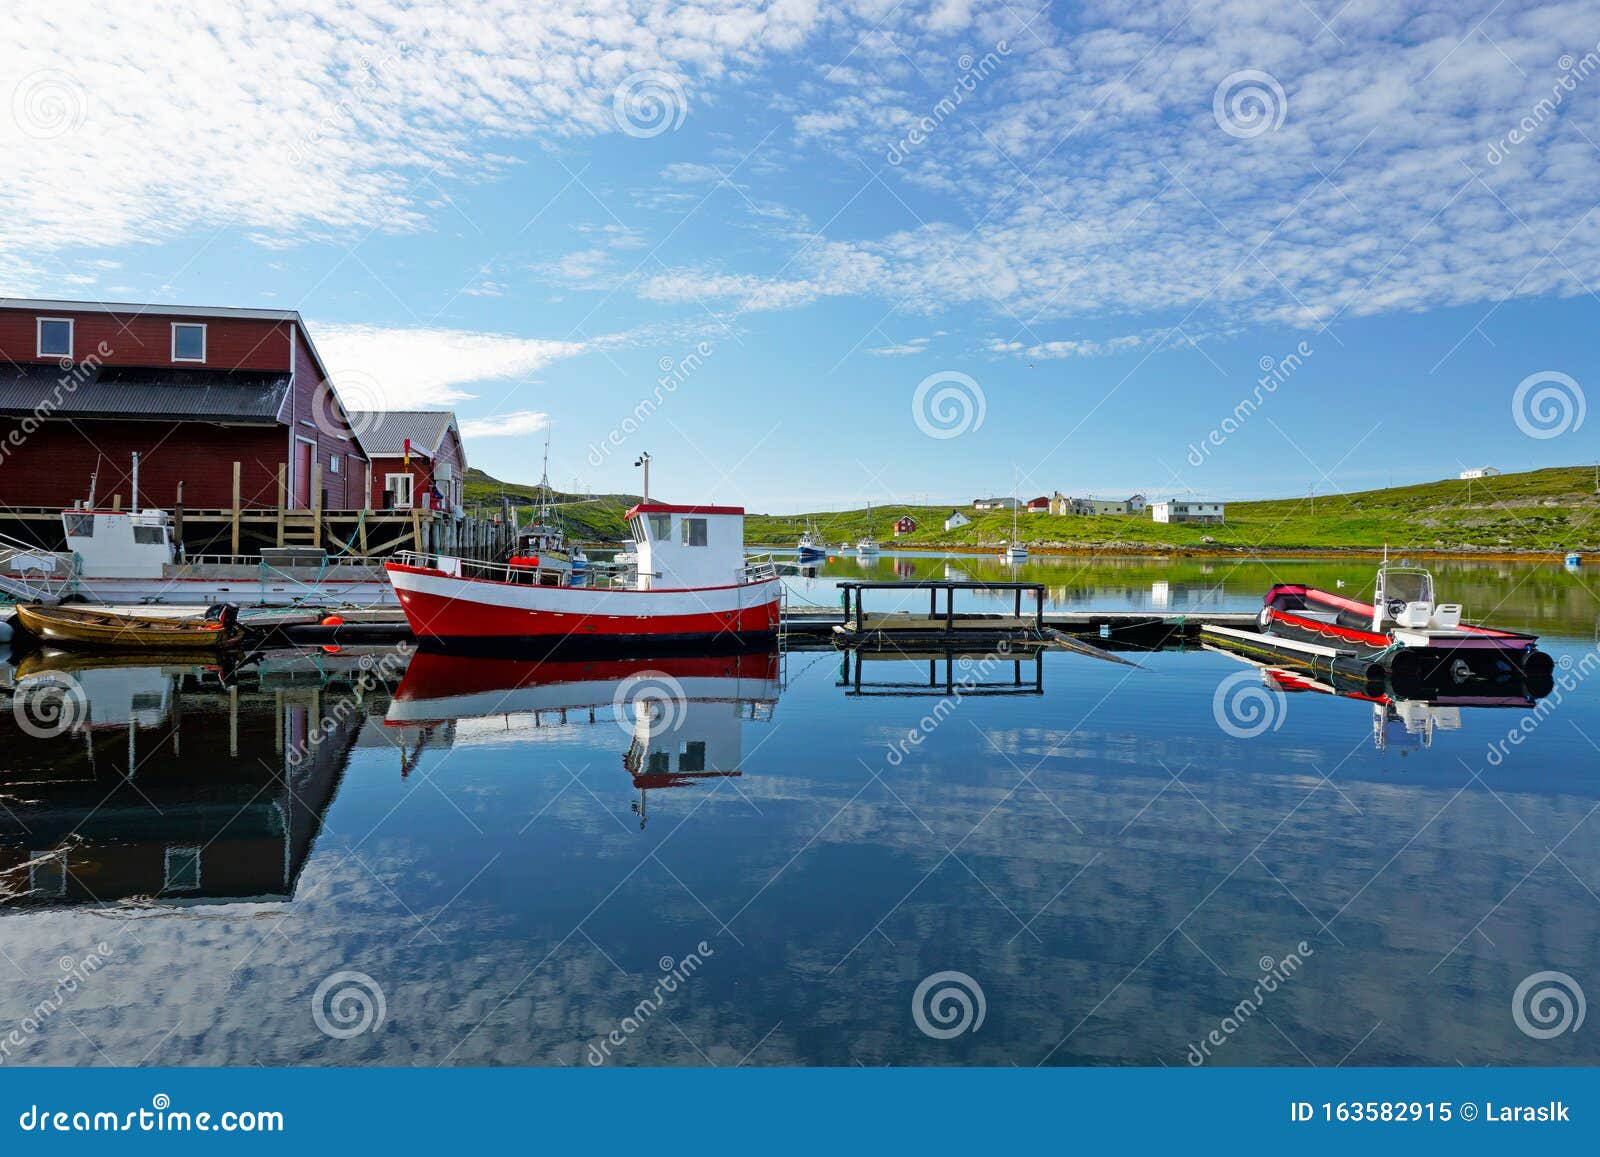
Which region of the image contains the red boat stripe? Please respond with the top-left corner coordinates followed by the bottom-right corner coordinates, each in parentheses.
top-left (1269, 608), bottom-right (1392, 648)
top-left (393, 582), bottom-right (779, 640)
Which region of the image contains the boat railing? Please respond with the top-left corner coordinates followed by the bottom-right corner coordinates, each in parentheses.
top-left (395, 550), bottom-right (575, 588)
top-left (180, 553), bottom-right (391, 572)
top-left (0, 542), bottom-right (78, 601)
top-left (742, 554), bottom-right (780, 583)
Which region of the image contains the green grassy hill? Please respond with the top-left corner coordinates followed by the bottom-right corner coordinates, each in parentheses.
top-left (462, 467), bottom-right (639, 543)
top-left (745, 466), bottom-right (1600, 554)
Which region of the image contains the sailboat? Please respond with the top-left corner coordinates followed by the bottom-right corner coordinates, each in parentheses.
top-left (1001, 471), bottom-right (1028, 564)
top-left (796, 518), bottom-right (827, 563)
top-left (855, 502), bottom-right (881, 556)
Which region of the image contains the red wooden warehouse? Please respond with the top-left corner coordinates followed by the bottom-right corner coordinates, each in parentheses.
top-left (347, 410), bottom-right (468, 513)
top-left (0, 298), bottom-right (367, 514)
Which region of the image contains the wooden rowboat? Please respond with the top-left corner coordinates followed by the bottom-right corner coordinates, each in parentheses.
top-left (13, 602), bottom-right (243, 653)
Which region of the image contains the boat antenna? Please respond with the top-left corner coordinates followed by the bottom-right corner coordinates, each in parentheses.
top-left (634, 451), bottom-right (651, 503)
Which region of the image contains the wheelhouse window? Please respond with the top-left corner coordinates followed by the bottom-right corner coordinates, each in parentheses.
top-left (132, 525), bottom-right (166, 546)
top-left (171, 322), bottom-right (207, 362)
top-left (680, 517), bottom-right (708, 546)
top-left (36, 317), bottom-right (73, 359)
top-left (647, 514), bottom-right (671, 540)
top-left (64, 512), bottom-right (95, 537)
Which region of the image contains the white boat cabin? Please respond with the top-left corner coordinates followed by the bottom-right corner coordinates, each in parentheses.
top-left (625, 503), bottom-right (746, 590)
top-left (61, 508), bottom-right (177, 578)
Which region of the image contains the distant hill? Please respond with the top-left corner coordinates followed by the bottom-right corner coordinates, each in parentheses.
top-left (744, 466), bottom-right (1600, 553)
top-left (462, 467), bottom-right (640, 542)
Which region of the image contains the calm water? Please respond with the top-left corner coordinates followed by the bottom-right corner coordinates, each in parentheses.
top-left (1, 555), bottom-right (1596, 1067)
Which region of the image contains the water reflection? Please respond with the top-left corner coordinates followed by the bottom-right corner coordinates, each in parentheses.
top-left (388, 652), bottom-right (781, 828)
top-left (2, 587), bottom-right (1597, 1067)
top-left (1, 647), bottom-right (395, 908)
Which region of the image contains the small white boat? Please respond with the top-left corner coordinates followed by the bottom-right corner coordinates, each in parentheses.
top-left (855, 501), bottom-right (881, 555)
top-left (999, 470), bottom-right (1028, 564)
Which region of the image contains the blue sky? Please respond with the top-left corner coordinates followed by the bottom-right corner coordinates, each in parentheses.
top-left (3, 0), bottom-right (1597, 511)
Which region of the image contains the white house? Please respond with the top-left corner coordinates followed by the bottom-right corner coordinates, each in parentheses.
top-left (1151, 500), bottom-right (1225, 524)
top-left (1459, 467), bottom-right (1500, 479)
top-left (943, 511), bottom-right (971, 531)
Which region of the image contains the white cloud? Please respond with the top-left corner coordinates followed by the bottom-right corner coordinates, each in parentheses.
top-left (460, 410), bottom-right (549, 438)
top-left (0, 0), bottom-right (836, 272)
top-left (312, 322), bottom-right (622, 410)
top-left (3, 0), bottom-right (1596, 359)
top-left (869, 337), bottom-right (932, 356)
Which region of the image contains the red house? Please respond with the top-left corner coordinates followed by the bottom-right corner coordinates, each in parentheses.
top-left (0, 299), bottom-right (365, 512)
top-left (348, 411), bottom-right (467, 512)
top-left (893, 515), bottom-right (917, 536)
top-left (1027, 496), bottom-right (1051, 513)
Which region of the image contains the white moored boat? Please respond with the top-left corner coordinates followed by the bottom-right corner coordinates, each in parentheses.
top-left (385, 500), bottom-right (781, 652)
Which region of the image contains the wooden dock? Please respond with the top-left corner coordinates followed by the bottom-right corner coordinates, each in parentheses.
top-left (0, 457), bottom-right (512, 559)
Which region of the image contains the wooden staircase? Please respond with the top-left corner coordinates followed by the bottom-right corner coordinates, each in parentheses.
top-left (278, 510), bottom-right (321, 548)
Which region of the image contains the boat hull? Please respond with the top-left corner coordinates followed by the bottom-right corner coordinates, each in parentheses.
top-left (385, 561), bottom-right (782, 653)
top-left (14, 603), bottom-right (243, 653)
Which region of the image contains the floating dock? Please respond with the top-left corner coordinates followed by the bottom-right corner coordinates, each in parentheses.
top-left (7, 586), bottom-right (1263, 653)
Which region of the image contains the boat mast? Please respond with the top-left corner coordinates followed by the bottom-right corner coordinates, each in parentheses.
top-left (634, 451), bottom-right (651, 504)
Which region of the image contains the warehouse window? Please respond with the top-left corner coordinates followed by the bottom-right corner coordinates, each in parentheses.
top-left (171, 322), bottom-right (207, 362)
top-left (36, 317), bottom-right (73, 358)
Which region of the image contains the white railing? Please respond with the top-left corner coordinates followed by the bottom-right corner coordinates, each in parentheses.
top-left (396, 550), bottom-right (575, 587)
top-left (0, 544), bottom-right (77, 602)
top-left (742, 554), bottom-right (779, 583)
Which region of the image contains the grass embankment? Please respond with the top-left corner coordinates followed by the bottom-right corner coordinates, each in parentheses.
top-left (744, 467), bottom-right (1600, 555)
top-left (462, 467), bottom-right (639, 542)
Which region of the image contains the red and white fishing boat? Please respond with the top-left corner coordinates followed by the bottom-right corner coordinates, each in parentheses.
top-left (384, 497), bottom-right (781, 652)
